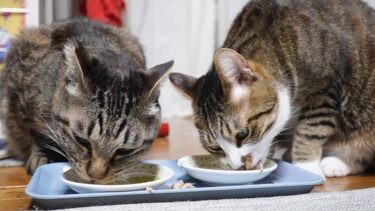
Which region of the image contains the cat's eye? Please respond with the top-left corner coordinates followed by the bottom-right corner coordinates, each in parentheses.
top-left (210, 146), bottom-right (223, 152)
top-left (235, 128), bottom-right (249, 142)
top-left (115, 148), bottom-right (136, 156)
top-left (64, 77), bottom-right (74, 86)
top-left (73, 134), bottom-right (91, 149)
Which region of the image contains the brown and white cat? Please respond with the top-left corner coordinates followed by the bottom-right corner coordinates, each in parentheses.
top-left (0, 18), bottom-right (173, 183)
top-left (170, 0), bottom-right (375, 178)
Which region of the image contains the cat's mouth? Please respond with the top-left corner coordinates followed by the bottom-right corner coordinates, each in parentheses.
top-left (69, 169), bottom-right (119, 184)
top-left (237, 159), bottom-right (264, 171)
top-left (65, 168), bottom-right (108, 184)
top-left (236, 155), bottom-right (254, 170)
top-left (235, 154), bottom-right (260, 170)
top-left (223, 153), bottom-right (257, 170)
top-left (226, 154), bottom-right (265, 170)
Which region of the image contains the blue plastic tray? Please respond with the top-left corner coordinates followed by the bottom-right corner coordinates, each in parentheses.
top-left (26, 160), bottom-right (324, 209)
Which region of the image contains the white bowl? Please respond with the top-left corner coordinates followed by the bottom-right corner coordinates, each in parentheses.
top-left (178, 155), bottom-right (277, 185)
top-left (61, 163), bottom-right (174, 193)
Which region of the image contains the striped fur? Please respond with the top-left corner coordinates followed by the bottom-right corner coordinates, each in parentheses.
top-left (170, 0), bottom-right (375, 176)
top-left (0, 18), bottom-right (173, 183)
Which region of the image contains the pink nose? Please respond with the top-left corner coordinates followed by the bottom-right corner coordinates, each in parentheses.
top-left (86, 158), bottom-right (109, 180)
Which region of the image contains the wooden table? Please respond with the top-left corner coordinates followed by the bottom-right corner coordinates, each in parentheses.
top-left (1, 118), bottom-right (375, 210)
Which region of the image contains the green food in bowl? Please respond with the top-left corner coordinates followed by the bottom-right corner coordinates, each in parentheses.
top-left (188, 155), bottom-right (273, 171)
top-left (190, 155), bottom-right (235, 170)
top-left (109, 174), bottom-right (158, 185)
top-left (63, 163), bottom-right (162, 185)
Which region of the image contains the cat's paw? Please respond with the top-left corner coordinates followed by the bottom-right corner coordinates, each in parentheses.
top-left (26, 153), bottom-right (49, 174)
top-left (295, 160), bottom-right (325, 182)
top-left (320, 156), bottom-right (350, 177)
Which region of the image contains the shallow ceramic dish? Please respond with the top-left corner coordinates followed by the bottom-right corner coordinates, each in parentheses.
top-left (178, 155), bottom-right (278, 185)
top-left (61, 163), bottom-right (174, 193)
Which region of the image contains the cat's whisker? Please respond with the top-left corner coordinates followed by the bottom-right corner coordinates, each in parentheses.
top-left (39, 116), bottom-right (61, 141)
top-left (40, 125), bottom-right (61, 146)
top-left (49, 147), bottom-right (66, 158)
top-left (40, 143), bottom-right (67, 158)
top-left (277, 131), bottom-right (293, 136)
top-left (39, 112), bottom-right (55, 118)
top-left (279, 127), bottom-right (294, 131)
top-left (291, 105), bottom-right (302, 115)
top-left (269, 139), bottom-right (284, 147)
top-left (43, 134), bottom-right (67, 156)
top-left (36, 115), bottom-right (67, 157)
top-left (37, 115), bottom-right (58, 136)
top-left (38, 133), bottom-right (67, 156)
top-left (112, 162), bottom-right (142, 178)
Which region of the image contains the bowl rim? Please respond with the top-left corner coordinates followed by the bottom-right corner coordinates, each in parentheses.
top-left (177, 155), bottom-right (278, 175)
top-left (60, 163), bottom-right (174, 189)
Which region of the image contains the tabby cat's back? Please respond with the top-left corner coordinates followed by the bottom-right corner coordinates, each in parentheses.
top-left (170, 0), bottom-right (375, 177)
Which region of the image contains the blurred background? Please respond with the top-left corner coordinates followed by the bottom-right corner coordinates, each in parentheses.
top-left (1, 0), bottom-right (375, 120)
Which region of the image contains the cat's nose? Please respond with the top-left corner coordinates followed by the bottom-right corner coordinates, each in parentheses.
top-left (86, 158), bottom-right (109, 180)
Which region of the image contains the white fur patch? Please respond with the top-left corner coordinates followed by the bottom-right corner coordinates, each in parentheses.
top-left (320, 156), bottom-right (351, 177)
top-left (218, 57), bottom-right (252, 104)
top-left (90, 122), bottom-right (100, 139)
top-left (65, 84), bottom-right (81, 96)
top-left (231, 85), bottom-right (250, 103)
top-left (295, 160), bottom-right (325, 181)
top-left (217, 86), bottom-right (292, 169)
top-left (147, 103), bottom-right (160, 116)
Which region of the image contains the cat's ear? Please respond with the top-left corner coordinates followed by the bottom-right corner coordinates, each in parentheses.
top-left (169, 73), bottom-right (198, 100)
top-left (213, 48), bottom-right (257, 102)
top-left (63, 40), bottom-right (92, 96)
top-left (143, 60), bottom-right (174, 95)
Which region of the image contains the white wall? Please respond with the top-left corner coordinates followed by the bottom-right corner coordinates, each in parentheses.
top-left (216, 0), bottom-right (251, 47)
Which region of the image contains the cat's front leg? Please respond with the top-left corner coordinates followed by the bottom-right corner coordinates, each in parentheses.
top-left (293, 134), bottom-right (325, 179)
top-left (26, 144), bottom-right (49, 174)
top-left (292, 95), bottom-right (338, 179)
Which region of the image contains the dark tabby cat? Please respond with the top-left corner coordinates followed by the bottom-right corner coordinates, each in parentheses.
top-left (0, 18), bottom-right (173, 183)
top-left (170, 0), bottom-right (375, 178)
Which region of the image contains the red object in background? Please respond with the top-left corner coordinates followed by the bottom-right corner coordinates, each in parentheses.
top-left (158, 123), bottom-right (169, 137)
top-left (81, 0), bottom-right (125, 27)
